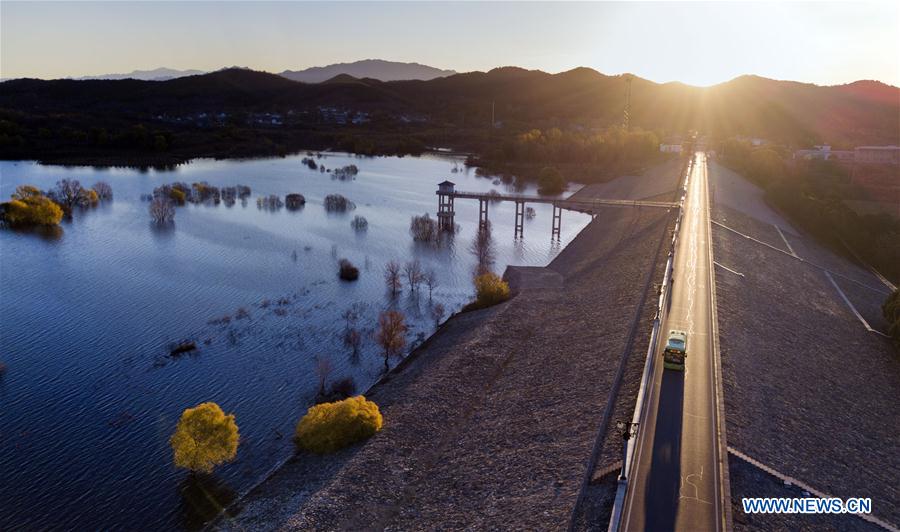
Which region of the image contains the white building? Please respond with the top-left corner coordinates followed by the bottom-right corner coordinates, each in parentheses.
top-left (736, 136), bottom-right (767, 147)
top-left (660, 143), bottom-right (682, 153)
top-left (793, 145), bottom-right (831, 160)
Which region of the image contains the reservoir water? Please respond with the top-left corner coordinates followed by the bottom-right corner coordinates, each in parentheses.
top-left (0, 152), bottom-right (590, 530)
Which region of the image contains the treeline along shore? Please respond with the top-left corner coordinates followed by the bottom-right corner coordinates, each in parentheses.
top-left (1, 67), bottom-right (897, 184)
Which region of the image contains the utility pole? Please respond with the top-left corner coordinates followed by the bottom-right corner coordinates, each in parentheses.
top-left (616, 419), bottom-right (639, 480)
top-left (623, 74), bottom-right (632, 131)
top-left (488, 99), bottom-right (495, 146)
top-left (491, 100), bottom-right (495, 128)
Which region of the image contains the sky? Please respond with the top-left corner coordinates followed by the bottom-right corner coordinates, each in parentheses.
top-left (2, 1), bottom-right (898, 87)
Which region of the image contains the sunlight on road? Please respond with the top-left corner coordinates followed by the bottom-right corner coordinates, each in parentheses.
top-left (621, 152), bottom-right (724, 532)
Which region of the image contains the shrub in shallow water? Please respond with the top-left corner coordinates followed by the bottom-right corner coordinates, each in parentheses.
top-left (285, 193), bottom-right (306, 210)
top-left (473, 272), bottom-right (510, 308)
top-left (257, 194), bottom-right (284, 210)
top-left (1, 186), bottom-right (64, 226)
top-left (294, 396), bottom-right (382, 453)
top-left (350, 215), bottom-right (368, 231)
top-left (1, 194), bottom-right (63, 226)
top-left (79, 188), bottom-right (99, 206)
top-left (333, 165), bottom-right (359, 180)
top-left (149, 197), bottom-right (175, 224)
top-left (169, 188), bottom-right (186, 204)
top-left (93, 181), bottom-right (113, 201)
top-left (324, 194), bottom-right (355, 212)
top-left (409, 213), bottom-right (438, 242)
top-left (191, 182), bottom-right (220, 204)
top-left (339, 259), bottom-right (359, 281)
top-left (328, 377), bottom-right (357, 399)
top-left (170, 402), bottom-right (239, 473)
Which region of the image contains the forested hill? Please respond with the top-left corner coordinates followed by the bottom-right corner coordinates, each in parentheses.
top-left (1, 67), bottom-right (897, 164)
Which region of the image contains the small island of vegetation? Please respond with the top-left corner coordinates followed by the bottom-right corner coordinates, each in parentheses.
top-left (324, 194), bottom-right (355, 212)
top-left (1, 180), bottom-right (112, 228)
top-left (1, 186), bottom-right (63, 226)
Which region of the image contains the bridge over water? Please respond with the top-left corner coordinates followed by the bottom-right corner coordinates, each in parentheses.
top-left (436, 181), bottom-right (677, 239)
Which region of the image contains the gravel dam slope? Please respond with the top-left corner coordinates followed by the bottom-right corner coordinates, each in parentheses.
top-left (709, 161), bottom-right (900, 530)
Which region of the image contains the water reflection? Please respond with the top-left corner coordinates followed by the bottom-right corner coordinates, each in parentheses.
top-left (177, 473), bottom-right (237, 531)
top-left (149, 221), bottom-right (176, 239)
top-left (4, 224), bottom-right (64, 242)
top-left (470, 223), bottom-right (496, 276)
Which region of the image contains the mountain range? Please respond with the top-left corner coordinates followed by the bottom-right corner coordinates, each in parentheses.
top-left (75, 67), bottom-right (206, 81)
top-left (279, 59), bottom-right (456, 83)
top-left (17, 60), bottom-right (457, 83)
top-left (1, 65), bottom-right (897, 163)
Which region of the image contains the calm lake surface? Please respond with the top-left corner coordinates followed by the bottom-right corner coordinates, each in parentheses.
top-left (0, 152), bottom-right (590, 530)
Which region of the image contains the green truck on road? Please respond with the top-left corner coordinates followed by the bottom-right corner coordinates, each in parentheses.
top-left (664, 329), bottom-right (687, 370)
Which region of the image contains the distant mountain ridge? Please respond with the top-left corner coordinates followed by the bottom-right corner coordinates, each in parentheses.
top-left (279, 59), bottom-right (456, 83)
top-left (17, 60), bottom-right (457, 83)
top-left (76, 67), bottom-right (206, 81)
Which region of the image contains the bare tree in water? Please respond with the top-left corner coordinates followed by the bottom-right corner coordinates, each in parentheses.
top-left (470, 222), bottom-right (495, 275)
top-left (53, 179), bottom-right (84, 211)
top-left (341, 303), bottom-right (364, 361)
top-left (424, 269), bottom-right (437, 299)
top-left (149, 197), bottom-right (175, 224)
top-left (341, 303), bottom-right (362, 329)
top-left (316, 357), bottom-right (333, 397)
top-left (384, 260), bottom-right (402, 295)
top-left (430, 302), bottom-right (445, 328)
top-left (344, 328), bottom-right (362, 362)
top-left (403, 259), bottom-right (424, 292)
top-left (93, 181), bottom-right (113, 200)
top-left (375, 310), bottom-right (407, 373)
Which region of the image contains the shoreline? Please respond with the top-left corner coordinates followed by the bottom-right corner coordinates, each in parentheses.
top-left (0, 147), bottom-right (455, 170)
top-left (202, 300), bottom-right (496, 531)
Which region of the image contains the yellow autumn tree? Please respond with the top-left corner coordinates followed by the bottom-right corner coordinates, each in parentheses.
top-left (79, 188), bottom-right (99, 205)
top-left (295, 396), bottom-right (383, 454)
top-left (169, 188), bottom-right (186, 204)
top-left (474, 272), bottom-right (510, 308)
top-left (1, 185), bottom-right (63, 226)
top-left (170, 402), bottom-right (239, 474)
